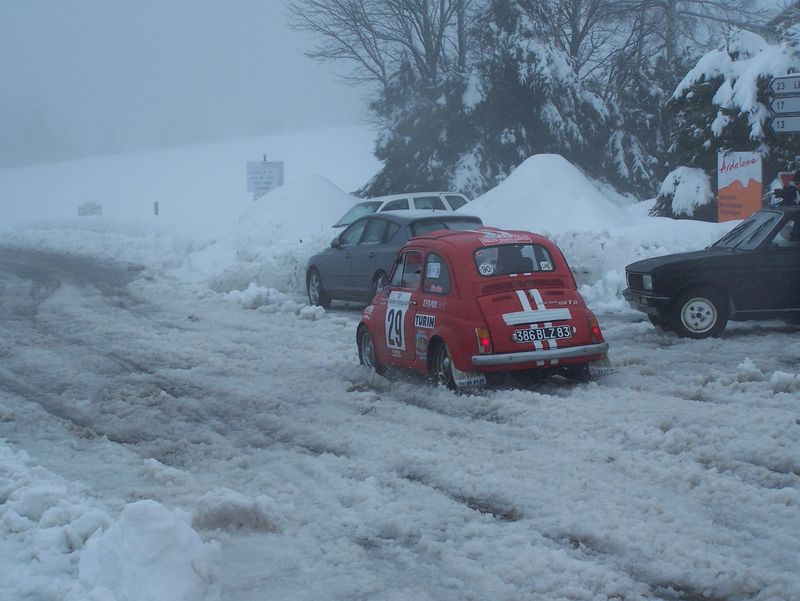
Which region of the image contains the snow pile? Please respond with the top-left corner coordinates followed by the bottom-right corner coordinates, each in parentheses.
top-left (80, 500), bottom-right (220, 601)
top-left (0, 441), bottom-right (220, 601)
top-left (465, 154), bottom-right (633, 235)
top-left (238, 175), bottom-right (356, 244)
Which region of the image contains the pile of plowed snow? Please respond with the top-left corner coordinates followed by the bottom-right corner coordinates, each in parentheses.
top-left (239, 175), bottom-right (356, 244)
top-left (465, 154), bottom-right (633, 234)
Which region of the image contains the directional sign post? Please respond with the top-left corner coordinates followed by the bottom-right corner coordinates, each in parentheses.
top-left (770, 96), bottom-right (800, 115)
top-left (769, 75), bottom-right (800, 135)
top-left (769, 74), bottom-right (800, 96)
top-left (770, 116), bottom-right (800, 134)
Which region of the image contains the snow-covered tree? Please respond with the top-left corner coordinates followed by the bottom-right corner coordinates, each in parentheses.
top-left (361, 65), bottom-right (474, 195)
top-left (447, 0), bottom-right (610, 195)
top-left (654, 28), bottom-right (800, 218)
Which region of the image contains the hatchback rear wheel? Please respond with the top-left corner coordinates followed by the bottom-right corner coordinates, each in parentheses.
top-left (358, 326), bottom-right (384, 375)
top-left (432, 341), bottom-right (456, 389)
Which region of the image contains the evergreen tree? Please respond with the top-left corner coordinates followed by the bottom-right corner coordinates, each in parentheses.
top-left (455, 0), bottom-right (609, 195)
top-left (654, 28), bottom-right (800, 218)
top-left (362, 65), bottom-right (473, 195)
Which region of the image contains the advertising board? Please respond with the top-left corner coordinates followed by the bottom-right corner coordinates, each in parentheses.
top-left (717, 152), bottom-right (762, 222)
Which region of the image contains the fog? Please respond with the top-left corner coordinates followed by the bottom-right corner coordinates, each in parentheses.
top-left (0, 0), bottom-right (365, 169)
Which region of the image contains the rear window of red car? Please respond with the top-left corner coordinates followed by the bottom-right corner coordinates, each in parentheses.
top-left (473, 243), bottom-right (555, 277)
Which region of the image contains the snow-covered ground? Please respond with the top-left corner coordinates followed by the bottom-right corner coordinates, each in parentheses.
top-left (0, 132), bottom-right (798, 601)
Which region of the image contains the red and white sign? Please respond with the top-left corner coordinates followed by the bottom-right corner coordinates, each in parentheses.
top-left (717, 152), bottom-right (762, 222)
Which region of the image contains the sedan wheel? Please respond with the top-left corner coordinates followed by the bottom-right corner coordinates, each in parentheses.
top-left (306, 269), bottom-right (331, 309)
top-left (433, 342), bottom-right (456, 389)
top-left (358, 327), bottom-right (384, 375)
top-left (671, 288), bottom-right (728, 339)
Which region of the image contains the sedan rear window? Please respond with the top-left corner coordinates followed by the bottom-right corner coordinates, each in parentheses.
top-left (474, 244), bottom-right (555, 277)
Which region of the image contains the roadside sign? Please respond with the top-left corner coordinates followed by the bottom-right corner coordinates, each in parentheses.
top-left (717, 152), bottom-right (762, 222)
top-left (246, 160), bottom-right (284, 197)
top-left (770, 116), bottom-right (800, 133)
top-left (769, 96), bottom-right (800, 115)
top-left (77, 201), bottom-right (103, 216)
top-left (769, 74), bottom-right (800, 96)
top-left (768, 75), bottom-right (800, 134)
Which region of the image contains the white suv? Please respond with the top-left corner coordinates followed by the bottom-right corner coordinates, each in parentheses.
top-left (333, 192), bottom-right (471, 228)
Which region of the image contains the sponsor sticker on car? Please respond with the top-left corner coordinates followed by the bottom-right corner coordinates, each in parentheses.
top-left (414, 314), bottom-right (436, 329)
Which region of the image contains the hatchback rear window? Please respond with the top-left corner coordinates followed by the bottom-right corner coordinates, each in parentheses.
top-left (473, 244), bottom-right (555, 277)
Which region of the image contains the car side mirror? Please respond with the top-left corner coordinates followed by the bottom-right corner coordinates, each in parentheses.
top-left (331, 237), bottom-right (341, 249)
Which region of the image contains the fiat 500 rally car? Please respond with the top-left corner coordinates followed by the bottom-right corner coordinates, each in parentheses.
top-left (356, 227), bottom-right (612, 388)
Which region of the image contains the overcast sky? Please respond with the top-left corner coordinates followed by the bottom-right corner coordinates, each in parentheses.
top-left (0, 0), bottom-right (367, 169)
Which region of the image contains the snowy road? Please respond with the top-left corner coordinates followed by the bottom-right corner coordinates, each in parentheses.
top-left (1, 248), bottom-right (799, 601)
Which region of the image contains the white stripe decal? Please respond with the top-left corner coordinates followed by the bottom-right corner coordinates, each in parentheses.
top-left (503, 308), bottom-right (572, 325)
top-left (516, 290), bottom-right (533, 312)
top-left (530, 289), bottom-right (546, 365)
top-left (531, 290), bottom-right (550, 365)
top-left (534, 289), bottom-right (560, 364)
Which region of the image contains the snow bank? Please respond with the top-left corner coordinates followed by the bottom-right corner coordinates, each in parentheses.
top-left (0, 440), bottom-right (220, 601)
top-left (2, 144), bottom-right (734, 309)
top-left (238, 174), bottom-right (356, 244)
top-left (465, 154), bottom-right (633, 234)
top-left (79, 500), bottom-right (220, 601)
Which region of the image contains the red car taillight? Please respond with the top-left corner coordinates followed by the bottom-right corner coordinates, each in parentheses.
top-left (588, 317), bottom-right (604, 343)
top-left (475, 327), bottom-right (493, 354)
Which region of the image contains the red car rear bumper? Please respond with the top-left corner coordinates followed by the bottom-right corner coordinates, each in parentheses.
top-left (470, 342), bottom-right (609, 366)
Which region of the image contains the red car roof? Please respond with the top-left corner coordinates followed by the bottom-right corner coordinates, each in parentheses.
top-left (410, 226), bottom-right (553, 248)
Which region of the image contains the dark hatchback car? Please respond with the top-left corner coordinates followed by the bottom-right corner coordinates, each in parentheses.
top-left (307, 212), bottom-right (483, 307)
top-left (624, 205), bottom-right (800, 338)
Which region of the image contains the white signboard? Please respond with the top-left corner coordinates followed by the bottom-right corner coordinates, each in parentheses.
top-left (770, 116), bottom-right (800, 134)
top-left (247, 161), bottom-right (284, 195)
top-left (77, 201), bottom-right (103, 216)
top-left (717, 152), bottom-right (762, 222)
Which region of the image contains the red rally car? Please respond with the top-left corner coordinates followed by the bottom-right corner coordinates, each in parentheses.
top-left (356, 227), bottom-right (612, 388)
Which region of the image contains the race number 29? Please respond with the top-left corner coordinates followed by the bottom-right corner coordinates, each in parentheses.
top-left (385, 291), bottom-right (411, 351)
top-left (386, 307), bottom-right (404, 349)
